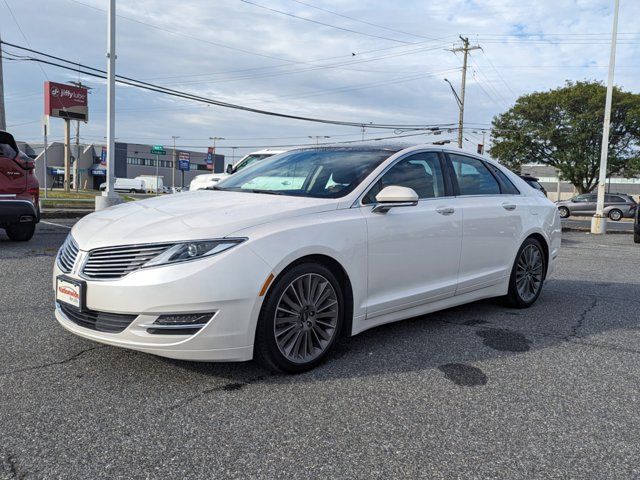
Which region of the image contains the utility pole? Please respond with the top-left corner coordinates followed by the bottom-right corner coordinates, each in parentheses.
top-left (449, 36), bottom-right (481, 149)
top-left (0, 33), bottom-right (6, 131)
top-left (171, 135), bottom-right (179, 189)
top-left (63, 118), bottom-right (71, 192)
top-left (591, 0), bottom-right (620, 235)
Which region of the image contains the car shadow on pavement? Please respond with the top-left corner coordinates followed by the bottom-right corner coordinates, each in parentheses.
top-left (159, 278), bottom-right (640, 387)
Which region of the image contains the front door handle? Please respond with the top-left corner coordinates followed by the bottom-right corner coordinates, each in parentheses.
top-left (436, 207), bottom-right (455, 216)
top-left (502, 203), bottom-right (517, 211)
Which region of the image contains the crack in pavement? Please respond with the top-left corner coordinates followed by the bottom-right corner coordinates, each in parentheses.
top-left (564, 297), bottom-right (598, 341)
top-left (167, 375), bottom-right (267, 411)
top-left (0, 346), bottom-right (107, 377)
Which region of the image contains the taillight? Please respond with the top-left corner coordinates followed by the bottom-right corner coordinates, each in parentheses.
top-left (27, 187), bottom-right (39, 205)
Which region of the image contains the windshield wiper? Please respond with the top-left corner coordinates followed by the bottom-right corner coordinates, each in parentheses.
top-left (248, 189), bottom-right (283, 195)
top-left (204, 185), bottom-right (224, 191)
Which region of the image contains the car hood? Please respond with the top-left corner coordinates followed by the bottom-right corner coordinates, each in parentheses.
top-left (71, 191), bottom-right (338, 250)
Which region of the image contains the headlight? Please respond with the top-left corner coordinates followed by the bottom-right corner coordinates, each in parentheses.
top-left (143, 238), bottom-right (246, 267)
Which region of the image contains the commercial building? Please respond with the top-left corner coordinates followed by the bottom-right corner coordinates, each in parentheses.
top-left (18, 140), bottom-right (224, 190)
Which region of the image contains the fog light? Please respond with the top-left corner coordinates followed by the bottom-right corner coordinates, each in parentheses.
top-left (142, 313), bottom-right (215, 335)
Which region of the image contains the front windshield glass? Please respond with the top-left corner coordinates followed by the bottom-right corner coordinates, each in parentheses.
top-left (217, 148), bottom-right (394, 198)
top-left (235, 154), bottom-right (273, 172)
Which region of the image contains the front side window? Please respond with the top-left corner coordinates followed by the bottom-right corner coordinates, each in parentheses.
top-left (449, 154), bottom-right (501, 196)
top-left (573, 194), bottom-right (589, 203)
top-left (363, 152), bottom-right (446, 204)
top-left (217, 148), bottom-right (394, 198)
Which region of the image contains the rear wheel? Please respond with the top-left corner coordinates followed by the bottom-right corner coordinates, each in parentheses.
top-left (254, 263), bottom-right (343, 373)
top-left (558, 206), bottom-right (570, 219)
top-left (503, 238), bottom-right (546, 308)
top-left (608, 209), bottom-right (623, 221)
top-left (5, 222), bottom-right (36, 241)
top-left (634, 232), bottom-right (640, 244)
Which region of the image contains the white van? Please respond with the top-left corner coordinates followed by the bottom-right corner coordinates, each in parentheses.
top-left (189, 173), bottom-right (228, 191)
top-left (99, 177), bottom-right (146, 193)
top-left (225, 149), bottom-right (287, 174)
top-left (135, 175), bottom-right (164, 194)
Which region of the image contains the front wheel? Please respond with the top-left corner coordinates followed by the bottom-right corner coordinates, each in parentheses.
top-left (254, 263), bottom-right (344, 373)
top-left (5, 222), bottom-right (36, 241)
top-left (608, 209), bottom-right (623, 221)
top-left (503, 238), bottom-right (546, 308)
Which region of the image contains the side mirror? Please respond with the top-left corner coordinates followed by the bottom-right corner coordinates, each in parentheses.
top-left (372, 186), bottom-right (419, 213)
top-left (226, 164), bottom-right (234, 174)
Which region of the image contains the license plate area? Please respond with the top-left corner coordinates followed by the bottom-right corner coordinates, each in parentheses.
top-left (56, 275), bottom-right (86, 311)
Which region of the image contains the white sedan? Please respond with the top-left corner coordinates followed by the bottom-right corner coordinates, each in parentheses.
top-left (53, 145), bottom-right (561, 373)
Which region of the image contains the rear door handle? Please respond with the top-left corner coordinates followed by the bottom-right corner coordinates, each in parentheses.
top-left (502, 203), bottom-right (517, 211)
top-left (436, 207), bottom-right (455, 216)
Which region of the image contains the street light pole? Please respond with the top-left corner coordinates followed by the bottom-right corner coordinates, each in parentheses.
top-left (209, 136), bottom-right (224, 172)
top-left (96, 0), bottom-right (121, 210)
top-left (591, 0), bottom-right (620, 235)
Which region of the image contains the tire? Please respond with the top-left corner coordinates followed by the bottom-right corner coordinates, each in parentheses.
top-left (608, 209), bottom-right (623, 221)
top-left (5, 222), bottom-right (36, 242)
top-left (129, 189), bottom-right (136, 193)
top-left (558, 206), bottom-right (570, 219)
top-left (503, 238), bottom-right (546, 308)
top-left (254, 262), bottom-right (344, 373)
top-left (634, 232), bottom-right (640, 244)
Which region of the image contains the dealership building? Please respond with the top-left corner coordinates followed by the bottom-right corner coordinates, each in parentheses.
top-left (18, 140), bottom-right (225, 191)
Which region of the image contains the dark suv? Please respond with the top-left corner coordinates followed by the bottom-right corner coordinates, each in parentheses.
top-left (634, 206), bottom-right (639, 244)
top-left (0, 130), bottom-right (39, 241)
top-left (556, 193), bottom-right (637, 221)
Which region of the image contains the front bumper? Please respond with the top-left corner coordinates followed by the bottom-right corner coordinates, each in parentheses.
top-left (53, 245), bottom-right (273, 362)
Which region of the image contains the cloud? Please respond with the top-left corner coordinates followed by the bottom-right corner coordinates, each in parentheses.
top-left (1, 0), bottom-right (639, 155)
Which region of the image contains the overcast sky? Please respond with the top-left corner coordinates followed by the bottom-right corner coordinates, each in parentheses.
top-left (2, 0), bottom-right (639, 159)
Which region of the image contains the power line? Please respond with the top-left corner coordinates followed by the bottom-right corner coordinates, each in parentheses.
top-left (1, 41), bottom-right (454, 131)
top-left (2, 0), bottom-right (49, 80)
top-left (287, 0), bottom-right (440, 41)
top-left (238, 0), bottom-right (414, 44)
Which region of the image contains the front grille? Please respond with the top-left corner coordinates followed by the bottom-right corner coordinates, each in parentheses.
top-left (57, 235), bottom-right (79, 273)
top-left (82, 244), bottom-right (173, 280)
top-left (59, 303), bottom-right (137, 333)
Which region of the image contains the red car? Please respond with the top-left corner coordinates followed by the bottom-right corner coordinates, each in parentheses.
top-left (0, 130), bottom-right (39, 241)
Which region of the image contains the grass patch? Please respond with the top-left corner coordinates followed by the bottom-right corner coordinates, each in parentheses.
top-left (40, 189), bottom-right (99, 200)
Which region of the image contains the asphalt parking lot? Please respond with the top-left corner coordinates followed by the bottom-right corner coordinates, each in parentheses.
top-left (1, 220), bottom-right (639, 479)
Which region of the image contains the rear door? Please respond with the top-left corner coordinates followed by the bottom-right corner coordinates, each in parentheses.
top-left (445, 153), bottom-right (525, 294)
top-left (0, 139), bottom-right (27, 196)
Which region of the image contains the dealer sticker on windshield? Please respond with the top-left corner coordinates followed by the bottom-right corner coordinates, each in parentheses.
top-left (56, 276), bottom-right (84, 310)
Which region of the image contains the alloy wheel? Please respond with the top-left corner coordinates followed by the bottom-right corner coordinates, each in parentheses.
top-left (515, 244), bottom-right (544, 303)
top-left (273, 273), bottom-right (339, 364)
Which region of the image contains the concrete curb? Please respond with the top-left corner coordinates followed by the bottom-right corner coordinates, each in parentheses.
top-left (562, 226), bottom-right (632, 234)
top-left (41, 209), bottom-right (93, 219)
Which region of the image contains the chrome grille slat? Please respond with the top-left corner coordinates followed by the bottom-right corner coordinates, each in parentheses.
top-left (81, 243), bottom-right (174, 280)
top-left (57, 235), bottom-right (79, 273)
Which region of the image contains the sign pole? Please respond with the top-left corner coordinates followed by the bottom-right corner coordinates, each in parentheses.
top-left (43, 119), bottom-right (48, 199)
top-left (155, 153), bottom-right (159, 196)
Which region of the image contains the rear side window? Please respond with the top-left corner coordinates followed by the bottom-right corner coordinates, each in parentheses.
top-left (488, 165), bottom-right (520, 194)
top-left (449, 154), bottom-right (501, 196)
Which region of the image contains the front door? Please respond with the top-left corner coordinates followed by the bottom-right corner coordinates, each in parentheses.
top-left (362, 152), bottom-right (462, 319)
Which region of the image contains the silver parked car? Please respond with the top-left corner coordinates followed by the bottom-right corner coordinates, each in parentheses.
top-left (556, 193), bottom-right (637, 221)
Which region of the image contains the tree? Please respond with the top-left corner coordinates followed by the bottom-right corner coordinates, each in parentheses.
top-left (489, 81), bottom-right (640, 193)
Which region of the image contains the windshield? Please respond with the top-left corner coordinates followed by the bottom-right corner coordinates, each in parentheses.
top-left (217, 148), bottom-right (393, 198)
top-left (234, 154), bottom-right (273, 172)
